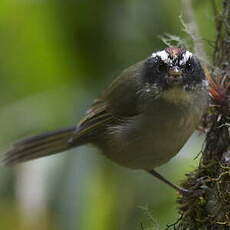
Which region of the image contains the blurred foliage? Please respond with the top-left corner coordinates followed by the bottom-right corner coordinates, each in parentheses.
top-left (0, 0), bottom-right (216, 230)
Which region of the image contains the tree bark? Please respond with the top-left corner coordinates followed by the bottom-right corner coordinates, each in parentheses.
top-left (173, 0), bottom-right (230, 229)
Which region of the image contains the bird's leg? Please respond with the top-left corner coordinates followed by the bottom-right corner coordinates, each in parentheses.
top-left (147, 169), bottom-right (189, 194)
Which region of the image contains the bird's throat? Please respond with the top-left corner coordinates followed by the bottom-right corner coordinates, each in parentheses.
top-left (161, 87), bottom-right (193, 105)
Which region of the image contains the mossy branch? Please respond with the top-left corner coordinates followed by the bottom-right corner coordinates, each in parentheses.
top-left (171, 0), bottom-right (230, 229)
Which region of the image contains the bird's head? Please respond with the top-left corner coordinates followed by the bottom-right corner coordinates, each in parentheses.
top-left (143, 48), bottom-right (207, 91)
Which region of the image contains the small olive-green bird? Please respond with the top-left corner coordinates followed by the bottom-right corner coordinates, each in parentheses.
top-left (3, 48), bottom-right (208, 193)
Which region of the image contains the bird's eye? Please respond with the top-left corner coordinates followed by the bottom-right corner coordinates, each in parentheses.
top-left (156, 61), bottom-right (168, 73)
top-left (185, 62), bottom-right (194, 74)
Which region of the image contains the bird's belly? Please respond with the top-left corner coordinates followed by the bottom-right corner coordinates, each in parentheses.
top-left (103, 111), bottom-right (200, 170)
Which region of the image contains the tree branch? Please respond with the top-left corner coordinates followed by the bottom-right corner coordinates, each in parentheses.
top-left (181, 0), bottom-right (209, 64)
top-left (172, 1), bottom-right (230, 229)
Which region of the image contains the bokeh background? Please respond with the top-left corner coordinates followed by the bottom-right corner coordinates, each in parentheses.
top-left (0, 0), bottom-right (217, 229)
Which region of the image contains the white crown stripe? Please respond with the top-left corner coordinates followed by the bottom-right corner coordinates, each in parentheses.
top-left (151, 50), bottom-right (193, 66)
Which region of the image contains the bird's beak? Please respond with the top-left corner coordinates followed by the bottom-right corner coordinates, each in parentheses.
top-left (168, 66), bottom-right (183, 77)
top-left (167, 67), bottom-right (183, 85)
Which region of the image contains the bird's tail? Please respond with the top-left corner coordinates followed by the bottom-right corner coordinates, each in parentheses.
top-left (2, 126), bottom-right (78, 166)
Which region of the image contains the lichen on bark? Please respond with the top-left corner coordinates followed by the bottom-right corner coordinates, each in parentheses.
top-left (173, 1), bottom-right (230, 229)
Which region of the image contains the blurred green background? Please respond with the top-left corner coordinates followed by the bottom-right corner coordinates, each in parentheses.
top-left (0, 0), bottom-right (217, 229)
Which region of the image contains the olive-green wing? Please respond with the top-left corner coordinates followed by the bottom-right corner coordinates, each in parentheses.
top-left (74, 99), bottom-right (114, 140)
top-left (72, 60), bottom-right (146, 142)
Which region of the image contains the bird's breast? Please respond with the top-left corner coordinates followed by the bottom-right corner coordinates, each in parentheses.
top-left (103, 97), bottom-right (205, 170)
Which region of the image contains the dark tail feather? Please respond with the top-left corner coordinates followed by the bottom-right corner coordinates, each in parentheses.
top-left (2, 126), bottom-right (78, 166)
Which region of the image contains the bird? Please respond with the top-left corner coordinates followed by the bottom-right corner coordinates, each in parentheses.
top-left (2, 47), bottom-right (209, 193)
